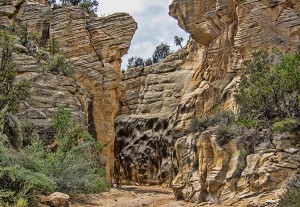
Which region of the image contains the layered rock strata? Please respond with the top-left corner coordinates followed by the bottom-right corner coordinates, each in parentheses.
top-left (1, 0), bottom-right (137, 183)
top-left (115, 0), bottom-right (300, 205)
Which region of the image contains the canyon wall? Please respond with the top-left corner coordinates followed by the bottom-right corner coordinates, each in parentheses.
top-left (115, 0), bottom-right (300, 205)
top-left (0, 0), bottom-right (137, 183)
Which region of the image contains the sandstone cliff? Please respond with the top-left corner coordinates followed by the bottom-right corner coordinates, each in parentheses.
top-left (0, 0), bottom-right (137, 184)
top-left (115, 0), bottom-right (300, 205)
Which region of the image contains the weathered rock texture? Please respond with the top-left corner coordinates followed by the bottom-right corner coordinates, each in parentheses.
top-left (115, 0), bottom-right (300, 205)
top-left (0, 0), bottom-right (137, 183)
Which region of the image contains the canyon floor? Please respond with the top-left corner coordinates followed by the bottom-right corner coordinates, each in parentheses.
top-left (71, 185), bottom-right (201, 207)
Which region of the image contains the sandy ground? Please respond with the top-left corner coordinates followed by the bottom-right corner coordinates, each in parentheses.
top-left (71, 185), bottom-right (200, 207)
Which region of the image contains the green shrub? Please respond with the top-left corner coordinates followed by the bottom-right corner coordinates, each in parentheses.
top-left (0, 107), bottom-right (107, 206)
top-left (79, 0), bottom-right (99, 12)
top-left (46, 54), bottom-right (74, 77)
top-left (215, 125), bottom-right (235, 146)
top-left (47, 38), bottom-right (60, 55)
top-left (190, 110), bottom-right (234, 133)
top-left (48, 107), bottom-right (107, 193)
top-left (235, 49), bottom-right (300, 119)
top-left (0, 30), bottom-right (30, 112)
top-left (0, 144), bottom-right (56, 205)
top-left (272, 117), bottom-right (299, 133)
top-left (236, 115), bottom-right (257, 129)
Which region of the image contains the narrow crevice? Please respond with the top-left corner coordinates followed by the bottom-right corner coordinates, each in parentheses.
top-left (8, 0), bottom-right (26, 20)
top-left (88, 98), bottom-right (97, 141)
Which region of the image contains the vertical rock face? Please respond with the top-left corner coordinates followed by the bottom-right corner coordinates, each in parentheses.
top-left (50, 7), bottom-right (137, 183)
top-left (115, 47), bottom-right (198, 185)
top-left (115, 0), bottom-right (300, 205)
top-left (1, 0), bottom-right (137, 184)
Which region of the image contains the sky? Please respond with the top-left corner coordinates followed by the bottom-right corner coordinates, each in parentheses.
top-left (97, 0), bottom-right (189, 69)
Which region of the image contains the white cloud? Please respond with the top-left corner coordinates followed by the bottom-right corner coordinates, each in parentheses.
top-left (97, 0), bottom-right (190, 69)
top-left (98, 0), bottom-right (168, 15)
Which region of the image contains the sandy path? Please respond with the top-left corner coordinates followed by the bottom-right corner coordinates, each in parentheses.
top-left (71, 185), bottom-right (198, 207)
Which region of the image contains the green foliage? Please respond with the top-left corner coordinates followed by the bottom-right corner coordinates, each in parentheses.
top-left (190, 110), bottom-right (234, 133)
top-left (0, 144), bottom-right (56, 206)
top-left (47, 37), bottom-right (60, 55)
top-left (174, 36), bottom-right (183, 48)
top-left (52, 106), bottom-right (74, 139)
top-left (50, 0), bottom-right (99, 12)
top-left (272, 117), bottom-right (299, 133)
top-left (0, 30), bottom-right (30, 113)
top-left (46, 54), bottom-right (74, 77)
top-left (79, 0), bottom-right (99, 12)
top-left (21, 139), bottom-right (106, 195)
top-left (144, 58), bottom-right (153, 66)
top-left (215, 125), bottom-right (235, 146)
top-left (49, 107), bottom-right (106, 193)
top-left (236, 115), bottom-right (257, 129)
top-left (127, 56), bottom-right (145, 68)
top-left (152, 43), bottom-right (171, 63)
top-left (235, 49), bottom-right (300, 119)
top-left (0, 107), bottom-right (107, 206)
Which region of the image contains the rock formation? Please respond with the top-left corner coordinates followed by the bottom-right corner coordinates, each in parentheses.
top-left (115, 0), bottom-right (300, 205)
top-left (0, 0), bottom-right (137, 184)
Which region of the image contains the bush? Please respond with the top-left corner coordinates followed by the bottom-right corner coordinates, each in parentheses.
top-left (236, 115), bottom-right (257, 129)
top-left (46, 54), bottom-right (74, 77)
top-left (190, 110), bottom-right (234, 133)
top-left (215, 125), bottom-right (235, 146)
top-left (49, 107), bottom-right (106, 193)
top-left (0, 30), bottom-right (30, 112)
top-left (0, 107), bottom-right (107, 206)
top-left (235, 49), bottom-right (300, 119)
top-left (272, 117), bottom-right (299, 133)
top-left (0, 144), bottom-right (56, 206)
top-left (21, 140), bottom-right (106, 195)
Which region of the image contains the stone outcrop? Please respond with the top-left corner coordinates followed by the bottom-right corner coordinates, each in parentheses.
top-left (1, 0), bottom-right (137, 184)
top-left (115, 0), bottom-right (300, 205)
top-left (39, 192), bottom-right (70, 207)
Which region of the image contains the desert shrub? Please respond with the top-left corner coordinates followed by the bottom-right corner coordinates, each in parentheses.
top-left (278, 173), bottom-right (300, 207)
top-left (190, 117), bottom-right (211, 133)
top-left (190, 110), bottom-right (234, 133)
top-left (46, 107), bottom-right (106, 193)
top-left (236, 115), bottom-right (257, 129)
top-left (47, 37), bottom-right (60, 55)
top-left (0, 107), bottom-right (106, 206)
top-left (215, 125), bottom-right (235, 146)
top-left (21, 139), bottom-right (106, 195)
top-left (0, 143), bottom-right (56, 206)
top-left (272, 117), bottom-right (299, 133)
top-left (46, 54), bottom-right (74, 77)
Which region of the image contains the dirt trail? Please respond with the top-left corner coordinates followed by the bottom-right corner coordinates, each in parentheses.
top-left (71, 185), bottom-right (198, 207)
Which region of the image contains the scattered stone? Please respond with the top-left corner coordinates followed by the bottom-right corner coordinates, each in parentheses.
top-left (284, 148), bottom-right (299, 154)
top-left (43, 192), bottom-right (70, 207)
